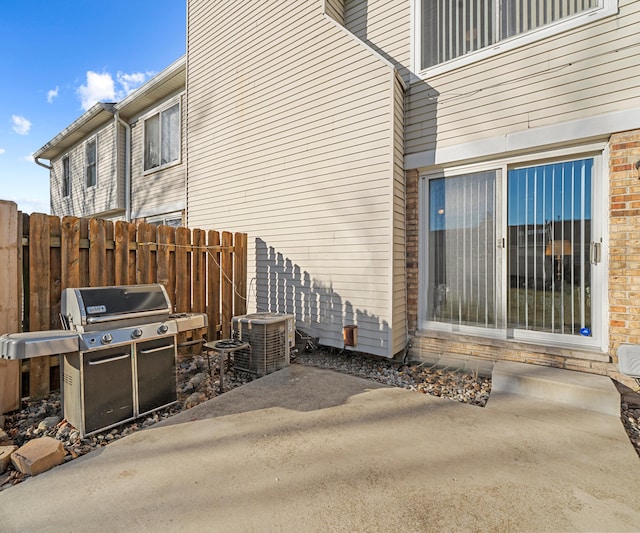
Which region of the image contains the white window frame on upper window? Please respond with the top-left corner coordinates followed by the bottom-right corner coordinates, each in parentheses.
top-left (62, 154), bottom-right (71, 198)
top-left (142, 98), bottom-right (181, 174)
top-left (412, 0), bottom-right (618, 78)
top-left (85, 138), bottom-right (97, 189)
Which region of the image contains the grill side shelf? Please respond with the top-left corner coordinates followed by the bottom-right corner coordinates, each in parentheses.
top-left (0, 331), bottom-right (79, 359)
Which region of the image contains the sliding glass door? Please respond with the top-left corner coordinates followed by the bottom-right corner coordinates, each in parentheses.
top-left (424, 154), bottom-right (602, 347)
top-left (507, 159), bottom-right (592, 337)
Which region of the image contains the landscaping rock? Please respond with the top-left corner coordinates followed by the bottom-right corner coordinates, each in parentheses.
top-left (37, 416), bottom-right (61, 432)
top-left (11, 436), bottom-right (65, 476)
top-left (0, 445), bottom-right (17, 474)
top-left (185, 392), bottom-right (206, 409)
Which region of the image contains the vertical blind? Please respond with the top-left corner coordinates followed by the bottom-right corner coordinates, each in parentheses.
top-left (428, 171), bottom-right (498, 328)
top-left (502, 0), bottom-right (598, 37)
top-left (421, 0), bottom-right (599, 69)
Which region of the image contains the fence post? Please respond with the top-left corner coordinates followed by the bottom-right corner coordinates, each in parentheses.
top-left (221, 231), bottom-right (233, 338)
top-left (0, 201), bottom-right (21, 413)
top-left (29, 213), bottom-right (52, 397)
top-left (234, 232), bottom-right (248, 316)
top-left (207, 230), bottom-right (221, 341)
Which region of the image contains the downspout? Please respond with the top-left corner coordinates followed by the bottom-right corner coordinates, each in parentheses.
top-left (34, 157), bottom-right (52, 170)
top-left (114, 112), bottom-right (132, 221)
top-left (34, 157), bottom-right (53, 213)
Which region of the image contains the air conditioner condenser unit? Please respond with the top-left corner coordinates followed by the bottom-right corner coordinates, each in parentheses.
top-left (232, 313), bottom-right (295, 376)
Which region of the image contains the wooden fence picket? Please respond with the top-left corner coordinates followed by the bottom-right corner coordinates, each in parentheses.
top-left (193, 229), bottom-right (206, 314)
top-left (49, 216), bottom-right (62, 331)
top-left (221, 231), bottom-right (233, 339)
top-left (61, 216), bottom-right (81, 289)
top-left (79, 218), bottom-right (90, 287)
top-left (28, 213), bottom-right (51, 397)
top-left (89, 218), bottom-right (108, 287)
top-left (157, 224), bottom-right (176, 308)
top-left (175, 227), bottom-right (191, 313)
top-left (234, 232), bottom-right (247, 316)
top-left (207, 230), bottom-right (221, 342)
top-left (0, 201), bottom-right (21, 413)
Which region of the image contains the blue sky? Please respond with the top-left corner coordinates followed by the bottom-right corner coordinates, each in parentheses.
top-left (0, 1), bottom-right (186, 214)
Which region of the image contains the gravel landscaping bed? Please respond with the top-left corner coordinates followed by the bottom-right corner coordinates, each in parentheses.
top-left (1, 346), bottom-right (639, 491)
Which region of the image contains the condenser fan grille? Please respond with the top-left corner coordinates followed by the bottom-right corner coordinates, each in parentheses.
top-left (232, 314), bottom-right (294, 376)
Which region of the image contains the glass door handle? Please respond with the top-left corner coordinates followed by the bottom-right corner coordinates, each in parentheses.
top-left (590, 241), bottom-right (601, 265)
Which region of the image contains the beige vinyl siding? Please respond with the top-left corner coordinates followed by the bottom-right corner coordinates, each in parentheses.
top-left (130, 93), bottom-right (186, 220)
top-left (325, 0), bottom-right (344, 24)
top-left (49, 156), bottom-right (67, 216)
top-left (392, 73), bottom-right (407, 355)
top-left (344, 0), bottom-right (411, 83)
top-left (406, 0), bottom-right (640, 158)
top-left (50, 122), bottom-right (123, 218)
top-left (187, 0), bottom-right (404, 357)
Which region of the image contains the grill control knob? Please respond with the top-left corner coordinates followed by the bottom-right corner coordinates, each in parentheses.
top-left (101, 333), bottom-right (113, 344)
top-left (132, 328), bottom-right (143, 339)
top-left (157, 324), bottom-right (169, 334)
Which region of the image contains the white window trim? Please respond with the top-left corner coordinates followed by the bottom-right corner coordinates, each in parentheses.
top-left (142, 97), bottom-right (182, 175)
top-left (412, 0), bottom-right (619, 79)
top-left (85, 137), bottom-right (98, 190)
top-left (145, 210), bottom-right (184, 227)
top-left (419, 145), bottom-right (609, 352)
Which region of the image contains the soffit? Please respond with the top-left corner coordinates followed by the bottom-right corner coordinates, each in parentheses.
top-left (115, 57), bottom-right (186, 119)
top-left (33, 103), bottom-right (116, 161)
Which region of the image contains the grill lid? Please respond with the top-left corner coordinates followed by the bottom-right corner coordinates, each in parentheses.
top-left (62, 284), bottom-right (172, 329)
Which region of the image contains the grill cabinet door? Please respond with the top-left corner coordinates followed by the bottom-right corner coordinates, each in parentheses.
top-left (82, 346), bottom-right (134, 434)
top-left (136, 337), bottom-right (177, 415)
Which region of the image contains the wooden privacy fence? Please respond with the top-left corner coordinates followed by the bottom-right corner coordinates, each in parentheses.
top-left (0, 200), bottom-right (247, 412)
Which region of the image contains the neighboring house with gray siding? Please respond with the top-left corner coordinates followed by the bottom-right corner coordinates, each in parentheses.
top-left (35, 57), bottom-right (186, 226)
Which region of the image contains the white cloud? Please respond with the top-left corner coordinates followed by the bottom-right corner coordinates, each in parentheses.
top-left (12, 115), bottom-right (31, 135)
top-left (77, 69), bottom-right (153, 110)
top-left (47, 86), bottom-right (59, 103)
top-left (23, 154), bottom-right (34, 162)
top-left (77, 71), bottom-right (116, 111)
top-left (0, 148), bottom-right (5, 155)
top-left (117, 71), bottom-right (148, 95)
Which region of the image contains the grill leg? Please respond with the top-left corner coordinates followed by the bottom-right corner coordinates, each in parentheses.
top-left (218, 351), bottom-right (226, 394)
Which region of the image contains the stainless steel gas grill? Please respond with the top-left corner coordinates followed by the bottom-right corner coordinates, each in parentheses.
top-left (0, 284), bottom-right (207, 437)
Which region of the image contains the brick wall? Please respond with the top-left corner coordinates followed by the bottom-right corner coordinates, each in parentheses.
top-left (406, 169), bottom-right (419, 335)
top-left (608, 129), bottom-right (640, 360)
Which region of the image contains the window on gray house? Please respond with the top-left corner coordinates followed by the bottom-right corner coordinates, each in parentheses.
top-left (62, 155), bottom-right (71, 197)
top-left (144, 103), bottom-right (180, 171)
top-left (421, 0), bottom-right (599, 69)
top-left (85, 140), bottom-right (97, 188)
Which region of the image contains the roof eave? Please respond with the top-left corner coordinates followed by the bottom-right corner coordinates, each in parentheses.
top-left (33, 102), bottom-right (116, 161)
top-left (115, 55), bottom-right (186, 119)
